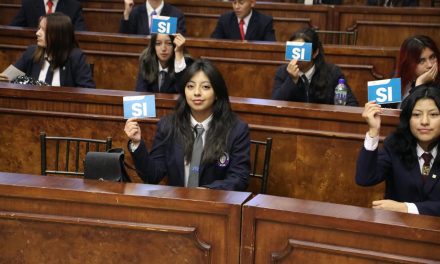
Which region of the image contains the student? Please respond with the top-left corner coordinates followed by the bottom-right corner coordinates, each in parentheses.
top-left (135, 33), bottom-right (191, 93)
top-left (396, 35), bottom-right (439, 100)
top-left (271, 27), bottom-right (358, 106)
top-left (124, 59), bottom-right (251, 191)
top-left (10, 0), bottom-right (86, 31)
top-left (0, 13), bottom-right (95, 88)
top-left (356, 85), bottom-right (440, 216)
top-left (120, 0), bottom-right (186, 35)
top-left (211, 0), bottom-right (276, 41)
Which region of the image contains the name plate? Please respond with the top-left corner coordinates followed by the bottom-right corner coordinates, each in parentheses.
top-left (367, 78), bottom-right (401, 104)
top-left (151, 16), bottom-right (177, 34)
top-left (123, 95), bottom-right (156, 119)
top-left (285, 41), bottom-right (312, 61)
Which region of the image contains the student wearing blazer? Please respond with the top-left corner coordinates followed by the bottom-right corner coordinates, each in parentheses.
top-left (211, 0), bottom-right (275, 41)
top-left (125, 59), bottom-right (251, 191)
top-left (135, 33), bottom-right (192, 93)
top-left (10, 0), bottom-right (86, 31)
top-left (120, 0), bottom-right (186, 35)
top-left (1, 13), bottom-right (94, 88)
top-left (272, 27), bottom-right (358, 106)
top-left (356, 85), bottom-right (440, 216)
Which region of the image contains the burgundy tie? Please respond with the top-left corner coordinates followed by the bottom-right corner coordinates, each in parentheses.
top-left (421, 152), bottom-right (433, 182)
top-left (47, 0), bottom-right (54, 14)
top-left (239, 19), bottom-right (245, 41)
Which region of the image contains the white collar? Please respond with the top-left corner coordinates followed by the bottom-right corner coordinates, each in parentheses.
top-left (190, 114), bottom-right (213, 132)
top-left (300, 64), bottom-right (316, 82)
top-left (417, 144), bottom-right (438, 159)
top-left (237, 10), bottom-right (253, 26)
top-left (146, 1), bottom-right (164, 16)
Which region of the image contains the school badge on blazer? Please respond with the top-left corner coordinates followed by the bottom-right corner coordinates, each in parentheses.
top-left (217, 152), bottom-right (230, 167)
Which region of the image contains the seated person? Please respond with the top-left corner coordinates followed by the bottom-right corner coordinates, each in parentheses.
top-left (120, 0), bottom-right (186, 35)
top-left (396, 35), bottom-right (439, 101)
top-left (271, 27), bottom-right (358, 106)
top-left (124, 59), bottom-right (251, 191)
top-left (211, 0), bottom-right (276, 41)
top-left (0, 13), bottom-right (95, 88)
top-left (10, 0), bottom-right (86, 31)
top-left (135, 33), bottom-right (192, 93)
top-left (356, 85), bottom-right (440, 217)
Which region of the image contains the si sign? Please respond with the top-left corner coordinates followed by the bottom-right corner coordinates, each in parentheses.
top-left (285, 41), bottom-right (312, 61)
top-left (151, 16), bottom-right (177, 34)
top-left (123, 95), bottom-right (156, 119)
top-left (367, 78), bottom-right (401, 104)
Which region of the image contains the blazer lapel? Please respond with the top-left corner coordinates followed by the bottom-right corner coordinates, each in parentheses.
top-left (424, 157), bottom-right (440, 195)
top-left (174, 140), bottom-right (186, 186)
top-left (245, 12), bottom-right (258, 40)
top-left (230, 14), bottom-right (242, 39)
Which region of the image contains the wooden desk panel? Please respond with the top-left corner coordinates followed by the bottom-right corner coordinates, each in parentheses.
top-left (0, 172), bottom-right (251, 263)
top-left (0, 84), bottom-right (400, 207)
top-left (241, 194), bottom-right (440, 263)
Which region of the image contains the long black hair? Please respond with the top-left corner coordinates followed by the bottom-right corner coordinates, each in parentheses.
top-left (289, 27), bottom-right (336, 102)
top-left (139, 33), bottom-right (176, 83)
top-left (161, 59), bottom-right (238, 164)
top-left (391, 85), bottom-right (440, 169)
top-left (33, 13), bottom-right (79, 69)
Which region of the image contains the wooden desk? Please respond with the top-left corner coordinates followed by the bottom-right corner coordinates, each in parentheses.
top-left (0, 26), bottom-right (399, 105)
top-left (241, 194), bottom-right (440, 263)
top-left (0, 84), bottom-right (401, 207)
top-left (0, 172), bottom-right (251, 263)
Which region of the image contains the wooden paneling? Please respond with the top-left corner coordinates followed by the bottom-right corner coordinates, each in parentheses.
top-left (241, 194), bottom-right (440, 263)
top-left (0, 26), bottom-right (399, 105)
top-left (0, 84), bottom-right (401, 207)
top-left (0, 172), bottom-right (251, 263)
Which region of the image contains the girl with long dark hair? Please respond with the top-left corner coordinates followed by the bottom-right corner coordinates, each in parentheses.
top-left (271, 27), bottom-right (358, 106)
top-left (125, 59), bottom-right (250, 191)
top-left (356, 85), bottom-right (440, 216)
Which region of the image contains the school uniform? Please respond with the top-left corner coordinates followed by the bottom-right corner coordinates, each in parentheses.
top-left (10, 0), bottom-right (86, 31)
top-left (119, 3), bottom-right (186, 35)
top-left (129, 116), bottom-right (251, 191)
top-left (211, 10), bottom-right (276, 41)
top-left (14, 45), bottom-right (95, 88)
top-left (356, 134), bottom-right (440, 216)
top-left (271, 63), bottom-right (358, 106)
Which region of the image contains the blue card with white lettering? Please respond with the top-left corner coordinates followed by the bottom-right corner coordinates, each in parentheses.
top-left (123, 95), bottom-right (156, 119)
top-left (367, 78), bottom-right (401, 104)
top-left (285, 41), bottom-right (312, 61)
top-left (151, 16), bottom-right (177, 35)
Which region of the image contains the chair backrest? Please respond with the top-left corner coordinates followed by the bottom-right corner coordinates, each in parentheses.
top-left (40, 132), bottom-right (112, 176)
top-left (316, 30), bottom-right (358, 45)
top-left (249, 138), bottom-right (273, 194)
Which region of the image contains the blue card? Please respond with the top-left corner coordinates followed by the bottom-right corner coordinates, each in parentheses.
top-left (285, 41), bottom-right (312, 61)
top-left (151, 16), bottom-right (177, 35)
top-left (123, 95), bottom-right (156, 119)
top-left (367, 78), bottom-right (401, 104)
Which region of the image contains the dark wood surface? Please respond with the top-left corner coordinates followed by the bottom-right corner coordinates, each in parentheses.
top-left (0, 26), bottom-right (400, 105)
top-left (1, 1), bottom-right (439, 45)
top-left (0, 83), bottom-right (401, 207)
top-left (241, 194), bottom-right (440, 263)
top-left (0, 172), bottom-right (251, 263)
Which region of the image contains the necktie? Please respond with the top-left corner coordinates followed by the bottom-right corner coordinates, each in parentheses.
top-left (239, 19), bottom-right (245, 41)
top-left (301, 75), bottom-right (310, 102)
top-left (421, 152), bottom-right (433, 181)
top-left (187, 125), bottom-right (205, 187)
top-left (150, 10), bottom-right (157, 33)
top-left (158, 70), bottom-right (166, 92)
top-left (47, 0), bottom-right (54, 14)
top-left (44, 59), bottom-right (54, 85)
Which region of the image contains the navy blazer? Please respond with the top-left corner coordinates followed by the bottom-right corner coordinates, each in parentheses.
top-left (14, 45), bottom-right (95, 88)
top-left (271, 63), bottom-right (358, 106)
top-left (130, 117), bottom-right (251, 191)
top-left (135, 57), bottom-right (193, 93)
top-left (119, 3), bottom-right (186, 35)
top-left (356, 135), bottom-right (440, 216)
top-left (211, 10), bottom-right (276, 41)
top-left (10, 0), bottom-right (87, 31)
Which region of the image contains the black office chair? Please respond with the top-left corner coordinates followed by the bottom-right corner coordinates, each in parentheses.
top-left (316, 30), bottom-right (358, 45)
top-left (249, 138), bottom-right (273, 194)
top-left (40, 132), bottom-right (112, 176)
